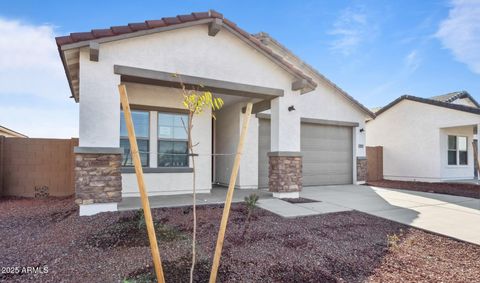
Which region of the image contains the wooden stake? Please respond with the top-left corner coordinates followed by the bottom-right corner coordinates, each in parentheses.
top-left (118, 84), bottom-right (165, 283)
top-left (209, 102), bottom-right (253, 283)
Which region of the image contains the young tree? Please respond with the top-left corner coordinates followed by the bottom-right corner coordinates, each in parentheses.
top-left (177, 76), bottom-right (224, 283)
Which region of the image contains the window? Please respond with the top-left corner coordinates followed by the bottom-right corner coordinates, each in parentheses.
top-left (158, 113), bottom-right (189, 167)
top-left (448, 135), bottom-right (467, 165)
top-left (448, 136), bottom-right (457, 165)
top-left (120, 110), bottom-right (149, 167)
top-left (458, 136), bottom-right (468, 165)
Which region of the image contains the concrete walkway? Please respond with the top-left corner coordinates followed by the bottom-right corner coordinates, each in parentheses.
top-left (256, 198), bottom-right (351, 218)
top-left (300, 185), bottom-right (480, 245)
top-left (118, 187), bottom-right (272, 211)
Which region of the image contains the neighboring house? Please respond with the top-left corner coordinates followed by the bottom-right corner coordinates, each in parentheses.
top-left (0, 125), bottom-right (27, 138)
top-left (56, 10), bottom-right (374, 215)
top-left (366, 91), bottom-right (480, 182)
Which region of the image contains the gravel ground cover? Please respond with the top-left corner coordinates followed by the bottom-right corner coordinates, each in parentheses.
top-left (1, 196), bottom-right (479, 282)
top-left (367, 180), bottom-right (480, 199)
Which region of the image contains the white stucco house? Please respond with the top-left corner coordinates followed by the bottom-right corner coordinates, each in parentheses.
top-left (56, 10), bottom-right (374, 215)
top-left (366, 91), bottom-right (480, 182)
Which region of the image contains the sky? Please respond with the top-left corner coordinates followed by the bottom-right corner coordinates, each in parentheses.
top-left (0, 0), bottom-right (479, 138)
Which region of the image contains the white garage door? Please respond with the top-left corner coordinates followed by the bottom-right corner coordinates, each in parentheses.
top-left (258, 119), bottom-right (353, 188)
top-left (301, 122), bottom-right (353, 186)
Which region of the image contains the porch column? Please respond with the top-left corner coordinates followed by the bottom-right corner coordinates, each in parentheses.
top-left (75, 55), bottom-right (123, 215)
top-left (74, 147), bottom-right (123, 216)
top-left (269, 95), bottom-right (302, 198)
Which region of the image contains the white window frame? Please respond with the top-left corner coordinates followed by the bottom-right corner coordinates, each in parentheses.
top-left (120, 107), bottom-right (190, 169)
top-left (448, 135), bottom-right (468, 166)
top-left (120, 110), bottom-right (150, 167)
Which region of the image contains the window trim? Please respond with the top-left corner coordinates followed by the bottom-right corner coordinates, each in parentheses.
top-left (120, 109), bottom-right (150, 167)
top-left (119, 106), bottom-right (193, 171)
top-left (447, 135), bottom-right (468, 166)
top-left (157, 111), bottom-right (190, 168)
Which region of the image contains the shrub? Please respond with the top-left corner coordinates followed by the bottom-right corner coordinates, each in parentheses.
top-left (387, 233), bottom-right (400, 249)
top-left (242, 193), bottom-right (259, 239)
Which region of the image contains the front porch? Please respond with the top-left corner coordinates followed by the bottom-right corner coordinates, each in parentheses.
top-left (118, 186), bottom-right (272, 211)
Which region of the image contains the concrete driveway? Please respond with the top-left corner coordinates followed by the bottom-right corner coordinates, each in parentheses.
top-left (300, 185), bottom-right (480, 245)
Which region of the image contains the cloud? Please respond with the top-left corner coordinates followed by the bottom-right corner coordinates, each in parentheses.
top-left (0, 18), bottom-right (69, 98)
top-left (0, 18), bottom-right (77, 138)
top-left (436, 0), bottom-right (480, 74)
top-left (328, 6), bottom-right (376, 56)
top-left (404, 50), bottom-right (421, 72)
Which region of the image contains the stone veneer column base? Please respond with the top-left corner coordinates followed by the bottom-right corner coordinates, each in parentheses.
top-left (74, 147), bottom-right (123, 216)
top-left (357, 157), bottom-right (367, 184)
top-left (268, 152), bottom-right (302, 198)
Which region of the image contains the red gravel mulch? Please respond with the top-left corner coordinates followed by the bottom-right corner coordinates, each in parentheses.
top-left (367, 179), bottom-right (480, 199)
top-left (0, 196), bottom-right (479, 282)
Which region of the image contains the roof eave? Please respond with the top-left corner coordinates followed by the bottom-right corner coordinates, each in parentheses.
top-left (254, 32), bottom-right (374, 118)
top-left (58, 47), bottom-right (79, 102)
top-left (375, 95), bottom-right (480, 117)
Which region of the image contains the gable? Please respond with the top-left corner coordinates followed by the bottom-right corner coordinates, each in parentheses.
top-left (451, 97), bottom-right (478, 108)
top-left (57, 11), bottom-right (316, 101)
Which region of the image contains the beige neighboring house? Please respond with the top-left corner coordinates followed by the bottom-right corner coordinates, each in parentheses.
top-left (366, 91), bottom-right (480, 182)
top-left (56, 10), bottom-right (374, 215)
top-left (0, 125), bottom-right (27, 138)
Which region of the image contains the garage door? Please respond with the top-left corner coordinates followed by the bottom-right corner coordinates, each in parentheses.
top-left (301, 122), bottom-right (353, 186)
top-left (258, 119), bottom-right (353, 187)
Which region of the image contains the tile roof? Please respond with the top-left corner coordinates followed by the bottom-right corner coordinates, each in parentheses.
top-left (253, 32), bottom-right (375, 118)
top-left (429, 91), bottom-right (480, 107)
top-left (55, 10), bottom-right (316, 88)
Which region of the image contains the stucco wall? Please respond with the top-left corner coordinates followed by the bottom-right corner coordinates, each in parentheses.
top-left (214, 103), bottom-right (240, 187)
top-left (214, 102), bottom-right (259, 189)
top-left (366, 100), bottom-right (480, 181)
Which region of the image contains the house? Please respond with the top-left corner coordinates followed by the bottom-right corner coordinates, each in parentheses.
top-left (56, 10), bottom-right (374, 215)
top-left (366, 91), bottom-right (480, 182)
top-left (0, 125), bottom-right (28, 138)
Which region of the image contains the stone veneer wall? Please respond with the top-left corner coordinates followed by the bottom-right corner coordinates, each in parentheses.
top-left (268, 155), bottom-right (302, 193)
top-left (74, 153), bottom-right (122, 205)
top-left (357, 157), bottom-right (367, 182)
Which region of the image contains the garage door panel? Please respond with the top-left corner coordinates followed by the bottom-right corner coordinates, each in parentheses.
top-left (258, 119), bottom-right (353, 188)
top-left (301, 123), bottom-right (353, 186)
top-left (304, 153), bottom-right (352, 164)
top-left (301, 138), bottom-right (351, 150)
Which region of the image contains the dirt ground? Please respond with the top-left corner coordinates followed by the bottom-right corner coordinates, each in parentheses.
top-left (367, 179), bottom-right (480, 199)
top-left (1, 196), bottom-right (479, 282)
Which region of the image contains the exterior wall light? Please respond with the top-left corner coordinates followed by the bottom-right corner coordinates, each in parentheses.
top-left (288, 105), bottom-right (296, 111)
top-left (359, 128), bottom-right (365, 133)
